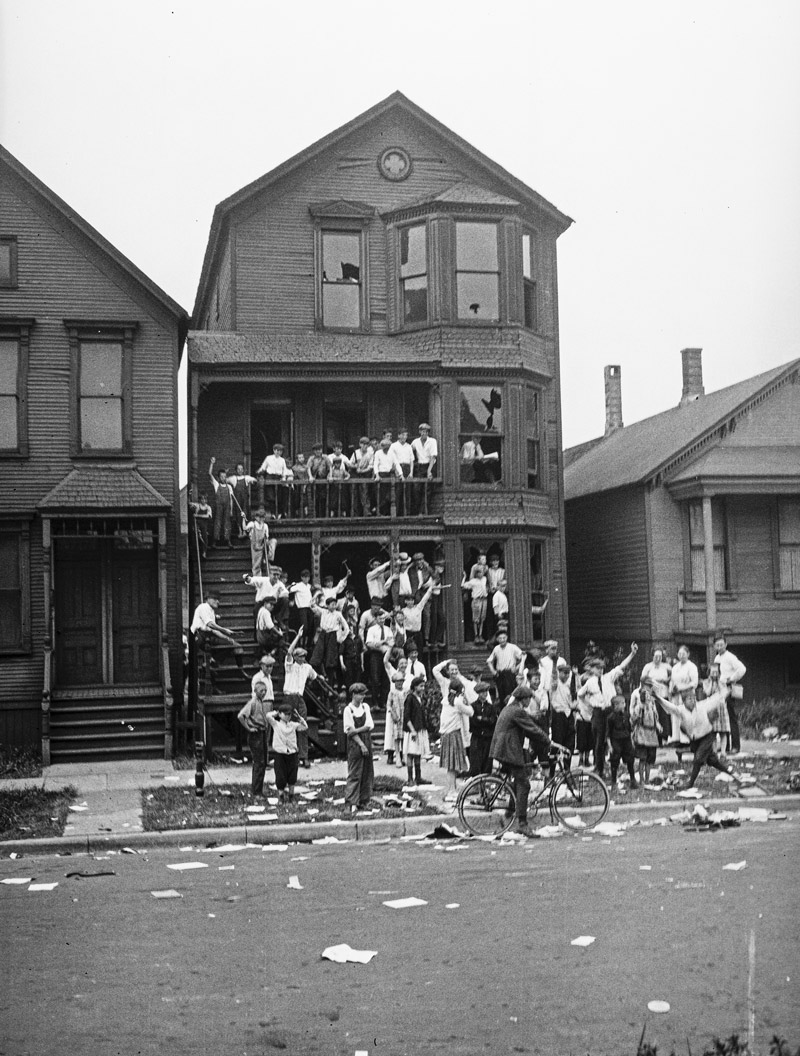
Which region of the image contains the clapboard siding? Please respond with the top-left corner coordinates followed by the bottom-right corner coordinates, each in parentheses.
top-left (0, 158), bottom-right (185, 747)
top-left (565, 486), bottom-right (651, 639)
top-left (647, 484), bottom-right (685, 640)
top-left (0, 706), bottom-right (41, 749)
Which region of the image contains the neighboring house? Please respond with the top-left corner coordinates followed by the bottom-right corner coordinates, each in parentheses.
top-left (564, 349), bottom-right (800, 700)
top-left (188, 92), bottom-right (573, 667)
top-left (0, 145), bottom-right (188, 762)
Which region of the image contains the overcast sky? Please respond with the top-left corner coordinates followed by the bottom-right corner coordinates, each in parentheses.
top-left (1, 0), bottom-right (798, 458)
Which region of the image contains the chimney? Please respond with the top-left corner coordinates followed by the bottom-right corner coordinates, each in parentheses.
top-left (680, 347), bottom-right (704, 405)
top-left (604, 365), bottom-right (623, 436)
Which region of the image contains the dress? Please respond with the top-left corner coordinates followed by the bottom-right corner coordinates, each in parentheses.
top-left (438, 694), bottom-right (472, 772)
top-left (402, 690), bottom-right (431, 758)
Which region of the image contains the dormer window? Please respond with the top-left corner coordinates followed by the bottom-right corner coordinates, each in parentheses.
top-left (455, 222), bottom-right (499, 322)
top-left (321, 230), bottom-right (362, 329)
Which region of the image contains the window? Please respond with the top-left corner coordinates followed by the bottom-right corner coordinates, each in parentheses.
top-left (530, 540), bottom-right (546, 639)
top-left (778, 498), bottom-right (800, 590)
top-left (522, 231), bottom-right (537, 330)
top-left (455, 222), bottom-right (499, 322)
top-left (0, 521), bottom-right (30, 653)
top-left (321, 230), bottom-right (362, 329)
top-left (459, 384), bottom-right (502, 483)
top-left (399, 223), bottom-right (427, 325)
top-left (0, 238), bottom-right (18, 288)
top-left (0, 321), bottom-right (30, 456)
top-left (67, 323), bottom-right (134, 456)
top-left (525, 386), bottom-right (541, 489)
top-left (688, 499), bottom-right (727, 591)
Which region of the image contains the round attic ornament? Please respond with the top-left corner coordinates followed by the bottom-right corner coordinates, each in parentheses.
top-left (378, 146), bottom-right (412, 182)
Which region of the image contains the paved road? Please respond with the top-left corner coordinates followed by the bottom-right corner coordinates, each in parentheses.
top-left (2, 821), bottom-right (798, 1056)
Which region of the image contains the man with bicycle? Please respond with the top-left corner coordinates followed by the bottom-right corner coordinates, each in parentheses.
top-left (490, 684), bottom-right (554, 837)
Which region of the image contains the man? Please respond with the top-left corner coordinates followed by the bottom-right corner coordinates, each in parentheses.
top-left (426, 560), bottom-right (447, 648)
top-left (411, 422), bottom-right (437, 514)
top-left (366, 557), bottom-right (391, 609)
top-left (307, 442), bottom-right (331, 518)
top-left (190, 592), bottom-right (246, 674)
top-left (408, 552), bottom-right (433, 602)
top-left (362, 609), bottom-right (392, 706)
top-left (372, 436), bottom-right (402, 515)
top-left (349, 436), bottom-right (374, 517)
top-left (486, 629), bottom-right (525, 703)
top-left (658, 685), bottom-right (739, 788)
top-left (490, 685), bottom-right (554, 837)
top-left (208, 457), bottom-right (234, 548)
top-left (577, 643), bottom-right (638, 778)
top-left (713, 635), bottom-right (746, 754)
top-left (257, 442), bottom-right (291, 518)
top-left (227, 462), bottom-right (258, 536)
top-left (538, 640), bottom-right (566, 693)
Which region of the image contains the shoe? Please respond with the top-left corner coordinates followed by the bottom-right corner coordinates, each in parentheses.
top-left (415, 778), bottom-right (431, 785)
top-left (629, 779), bottom-right (639, 789)
top-left (511, 821), bottom-right (534, 837)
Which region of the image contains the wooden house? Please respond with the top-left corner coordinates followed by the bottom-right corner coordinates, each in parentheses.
top-left (188, 92), bottom-right (573, 693)
top-left (564, 349), bottom-right (800, 700)
top-left (0, 145), bottom-right (188, 762)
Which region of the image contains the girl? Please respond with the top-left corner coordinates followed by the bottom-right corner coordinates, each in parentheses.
top-left (630, 677), bottom-right (662, 786)
top-left (403, 674), bottom-right (430, 786)
top-left (384, 671), bottom-right (407, 767)
top-left (439, 675), bottom-right (474, 802)
top-left (668, 644), bottom-right (697, 748)
top-left (641, 648), bottom-right (672, 743)
top-left (343, 683), bottom-right (374, 814)
top-left (705, 662), bottom-right (731, 753)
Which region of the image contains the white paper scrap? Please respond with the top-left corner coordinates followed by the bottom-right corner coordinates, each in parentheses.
top-left (639, 866), bottom-right (652, 871)
top-left (571, 935), bottom-right (595, 947)
top-left (312, 836), bottom-right (350, 844)
top-left (445, 903), bottom-right (460, 909)
top-left (287, 875), bottom-right (304, 890)
top-left (592, 822), bottom-right (627, 837)
top-left (321, 943), bottom-right (376, 964)
top-left (245, 805), bottom-right (266, 813)
top-left (291, 856), bottom-right (309, 862)
top-left (715, 772), bottom-right (734, 782)
top-left (28, 883), bottom-right (58, 891)
top-left (68, 805), bottom-right (88, 812)
top-left (648, 1000), bottom-right (670, 1013)
top-left (723, 861), bottom-right (747, 871)
top-left (267, 798), bottom-right (279, 806)
top-left (219, 865), bottom-right (235, 871)
top-left (334, 780), bottom-right (347, 787)
top-left (383, 896), bottom-right (428, 909)
top-left (247, 814), bottom-right (279, 822)
top-left (151, 889), bottom-right (182, 899)
top-left (166, 862), bottom-right (208, 871)
top-left (738, 807), bottom-right (770, 822)
top-left (1, 877), bottom-right (33, 884)
top-left (200, 843), bottom-right (247, 852)
top-left (676, 788), bottom-right (704, 799)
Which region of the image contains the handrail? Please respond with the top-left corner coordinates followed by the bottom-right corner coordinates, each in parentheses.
top-left (255, 474), bottom-right (442, 520)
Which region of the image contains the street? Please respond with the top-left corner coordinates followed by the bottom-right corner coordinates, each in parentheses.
top-left (2, 821), bottom-right (799, 1056)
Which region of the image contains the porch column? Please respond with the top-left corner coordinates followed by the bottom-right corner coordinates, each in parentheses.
top-left (189, 373), bottom-right (200, 501)
top-left (702, 495), bottom-right (717, 634)
top-left (41, 518), bottom-right (52, 767)
top-left (158, 516), bottom-right (173, 760)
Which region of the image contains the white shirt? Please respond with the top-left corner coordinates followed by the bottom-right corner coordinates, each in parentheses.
top-left (664, 693), bottom-right (726, 741)
top-left (343, 702), bottom-right (374, 735)
top-left (578, 663), bottom-right (626, 713)
top-left (388, 440), bottom-right (414, 467)
top-left (373, 448), bottom-right (401, 476)
top-left (258, 454), bottom-right (290, 477)
top-left (550, 677), bottom-right (576, 717)
top-left (463, 576), bottom-right (488, 600)
top-left (190, 602), bottom-right (215, 634)
top-left (538, 654), bottom-right (566, 690)
top-left (488, 642), bottom-right (524, 673)
top-left (283, 656), bottom-right (317, 696)
top-left (641, 661), bottom-right (672, 694)
top-left (248, 576), bottom-right (287, 604)
top-left (250, 670), bottom-right (274, 700)
top-left (411, 435), bottom-right (438, 465)
top-left (670, 659), bottom-right (699, 694)
top-left (366, 564), bottom-right (389, 600)
top-left (289, 581), bottom-right (313, 609)
top-left (715, 649), bottom-right (746, 687)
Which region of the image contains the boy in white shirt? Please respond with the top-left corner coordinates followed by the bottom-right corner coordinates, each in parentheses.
top-left (461, 566), bottom-right (489, 645)
top-left (388, 428), bottom-right (414, 515)
top-left (258, 442), bottom-right (291, 518)
top-left (264, 701), bottom-right (308, 803)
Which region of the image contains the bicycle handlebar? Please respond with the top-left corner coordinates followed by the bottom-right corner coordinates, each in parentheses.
top-left (548, 742), bottom-right (572, 758)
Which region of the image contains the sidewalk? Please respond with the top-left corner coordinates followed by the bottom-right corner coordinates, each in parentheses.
top-left (1, 739), bottom-right (798, 856)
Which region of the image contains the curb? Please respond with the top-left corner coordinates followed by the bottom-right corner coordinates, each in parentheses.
top-left (2, 793), bottom-right (798, 857)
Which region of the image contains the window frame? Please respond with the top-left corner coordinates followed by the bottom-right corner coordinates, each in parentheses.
top-left (776, 496), bottom-right (800, 593)
top-left (525, 385), bottom-right (542, 490)
top-left (0, 517), bottom-right (32, 655)
top-left (66, 321), bottom-right (136, 458)
top-left (314, 221), bottom-right (370, 333)
top-left (687, 498), bottom-right (729, 592)
top-left (522, 228), bottom-right (539, 332)
top-left (458, 381), bottom-right (505, 486)
top-left (0, 237), bottom-right (19, 289)
top-left (453, 219), bottom-right (501, 325)
top-left (397, 220), bottom-right (429, 329)
top-left (0, 318), bottom-right (32, 458)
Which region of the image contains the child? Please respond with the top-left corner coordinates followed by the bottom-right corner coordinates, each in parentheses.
top-left (283, 632), bottom-right (318, 767)
top-left (328, 440), bottom-right (351, 517)
top-left (439, 675), bottom-right (474, 802)
top-left (290, 452), bottom-right (309, 517)
top-left (606, 695), bottom-right (639, 789)
top-left (237, 682), bottom-right (271, 796)
top-left (310, 596), bottom-right (349, 685)
top-left (243, 507), bottom-right (274, 576)
top-left (343, 683), bottom-right (375, 813)
top-left (468, 681), bottom-right (501, 777)
top-left (384, 670), bottom-right (407, 767)
top-left (256, 598), bottom-right (284, 657)
top-left (227, 463), bottom-right (258, 535)
top-left (461, 566), bottom-right (488, 645)
top-left (630, 677), bottom-right (662, 785)
top-left (492, 582), bottom-right (509, 629)
top-left (574, 674), bottom-right (594, 768)
top-left (525, 669), bottom-right (551, 766)
top-left (403, 674), bottom-right (430, 785)
top-left (188, 492), bottom-right (212, 558)
top-left (265, 701), bottom-right (308, 803)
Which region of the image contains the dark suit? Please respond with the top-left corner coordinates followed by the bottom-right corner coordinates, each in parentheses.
top-left (490, 702), bottom-right (552, 823)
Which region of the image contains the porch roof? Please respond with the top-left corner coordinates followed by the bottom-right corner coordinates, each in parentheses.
top-left (38, 465), bottom-right (172, 511)
top-left (666, 445), bottom-right (800, 497)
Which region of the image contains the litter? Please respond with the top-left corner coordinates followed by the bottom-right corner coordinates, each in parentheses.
top-left (179, 845), bottom-right (193, 851)
top-left (299, 791), bottom-right (319, 801)
top-left (68, 805), bottom-right (88, 812)
top-left (723, 861), bottom-right (747, 871)
top-left (737, 786), bottom-right (768, 798)
top-left (639, 866), bottom-right (652, 871)
top-left (166, 862), bottom-right (208, 871)
top-left (715, 772), bottom-right (735, 783)
top-left (321, 943), bottom-right (377, 964)
top-left (312, 836), bottom-right (350, 844)
top-left (28, 883), bottom-right (58, 891)
top-left (247, 814), bottom-right (279, 822)
top-left (561, 815), bottom-right (586, 828)
top-left (2, 877), bottom-right (33, 884)
top-left (245, 805), bottom-right (266, 813)
top-left (287, 875), bottom-right (304, 890)
top-left (266, 797), bottom-right (279, 806)
top-left (738, 807), bottom-right (770, 822)
top-left (676, 788), bottom-right (703, 799)
top-left (332, 798), bottom-right (345, 805)
top-left (65, 871), bottom-right (115, 879)
top-left (445, 903), bottom-right (460, 909)
top-left (648, 1000), bottom-right (670, 1013)
top-left (675, 881), bottom-right (705, 889)
top-left (670, 811), bottom-right (692, 823)
top-left (334, 780), bottom-right (347, 787)
top-left (768, 812), bottom-right (788, 821)
top-left (121, 848), bottom-right (140, 855)
top-left (306, 809), bottom-right (320, 816)
top-left (291, 856), bottom-right (309, 862)
top-left (591, 821), bottom-right (627, 837)
top-left (219, 865), bottom-right (235, 871)
top-left (534, 825), bottom-right (564, 838)
top-left (200, 843), bottom-right (247, 852)
top-left (383, 896), bottom-right (428, 909)
top-left (151, 889), bottom-right (182, 899)
top-left (571, 936), bottom-right (596, 947)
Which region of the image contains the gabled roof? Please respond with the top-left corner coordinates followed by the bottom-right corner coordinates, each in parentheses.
top-left (387, 179), bottom-right (521, 215)
top-left (0, 144), bottom-right (189, 340)
top-left (564, 359), bottom-right (800, 501)
top-left (192, 91), bottom-right (573, 321)
top-left (38, 466), bottom-right (171, 511)
top-left (668, 446), bottom-right (800, 484)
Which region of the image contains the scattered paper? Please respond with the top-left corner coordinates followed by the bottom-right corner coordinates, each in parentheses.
top-left (334, 780), bottom-right (347, 787)
top-left (178, 845), bottom-right (193, 851)
top-left (68, 805), bottom-right (88, 812)
top-left (321, 943), bottom-right (377, 964)
top-left (535, 825), bottom-right (564, 838)
top-left (245, 805), bottom-right (266, 813)
top-left (151, 889), bottom-right (182, 899)
top-left (247, 814), bottom-right (279, 822)
top-left (639, 866), bottom-right (652, 871)
top-left (2, 877), bottom-right (33, 885)
top-left (267, 798), bottom-right (279, 806)
top-left (676, 788), bottom-right (704, 799)
top-left (738, 807), bottom-right (770, 822)
top-left (291, 856), bottom-right (309, 862)
top-left (306, 809), bottom-right (320, 816)
top-left (571, 936), bottom-right (595, 947)
top-left (715, 772), bottom-right (735, 782)
top-left (287, 875), bottom-right (304, 890)
top-left (723, 861), bottom-right (747, 871)
top-left (591, 821), bottom-right (627, 837)
top-left (166, 862), bottom-right (208, 871)
top-left (332, 798), bottom-right (345, 805)
top-left (300, 791), bottom-right (319, 801)
top-left (219, 865), bottom-right (235, 871)
top-left (383, 896), bottom-right (428, 909)
top-left (648, 1000), bottom-right (670, 1013)
top-left (312, 836), bottom-right (350, 844)
top-left (201, 843), bottom-right (247, 852)
top-left (768, 812), bottom-right (788, 821)
top-left (121, 848), bottom-right (140, 855)
top-left (28, 883), bottom-right (58, 891)
top-left (446, 903), bottom-right (460, 908)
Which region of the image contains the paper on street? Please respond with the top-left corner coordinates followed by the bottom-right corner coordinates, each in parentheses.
top-left (571, 935), bottom-right (595, 947)
top-left (676, 788), bottom-right (704, 799)
top-left (382, 896), bottom-right (428, 909)
top-left (68, 805), bottom-right (88, 812)
top-left (312, 836), bottom-right (350, 844)
top-left (167, 862), bottom-right (208, 871)
top-left (321, 943), bottom-right (377, 964)
top-left (722, 861), bottom-right (747, 871)
top-left (648, 1000), bottom-right (670, 1013)
top-left (151, 889), bottom-right (182, 898)
top-left (28, 883), bottom-right (58, 891)
top-left (738, 807), bottom-right (770, 822)
top-left (1, 877), bottom-right (33, 884)
top-left (247, 814), bottom-right (279, 822)
top-left (287, 875), bottom-right (304, 889)
top-left (591, 821), bottom-right (627, 837)
top-left (245, 805), bottom-right (266, 813)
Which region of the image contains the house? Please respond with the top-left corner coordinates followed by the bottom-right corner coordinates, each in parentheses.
top-left (564, 349), bottom-right (800, 700)
top-left (0, 145), bottom-right (188, 762)
top-left (187, 91), bottom-right (573, 706)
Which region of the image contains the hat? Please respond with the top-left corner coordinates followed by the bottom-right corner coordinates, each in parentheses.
top-left (325, 596), bottom-right (337, 606)
top-left (412, 552), bottom-right (425, 561)
top-left (350, 682), bottom-right (367, 695)
top-left (398, 552), bottom-right (411, 565)
top-left (392, 672), bottom-right (406, 683)
top-left (254, 506), bottom-right (267, 516)
top-left (294, 647), bottom-right (307, 657)
top-left (419, 422), bottom-right (431, 430)
top-left (544, 639), bottom-right (558, 650)
top-left (272, 442), bottom-right (284, 450)
top-left (259, 655), bottom-right (275, 666)
top-left (474, 681), bottom-right (490, 693)
top-left (270, 565), bottom-right (282, 573)
top-left (404, 641), bottom-right (419, 655)
top-left (512, 686), bottom-right (532, 700)
top-left (556, 659), bottom-right (570, 669)
top-left (359, 435), bottom-right (370, 444)
top-left (312, 441), bottom-right (322, 450)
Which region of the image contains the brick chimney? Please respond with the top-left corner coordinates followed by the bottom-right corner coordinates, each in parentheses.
top-left (680, 347), bottom-right (705, 405)
top-left (604, 365), bottom-right (623, 436)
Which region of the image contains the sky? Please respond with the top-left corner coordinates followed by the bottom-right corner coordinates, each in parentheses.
top-left (1, 0), bottom-right (799, 460)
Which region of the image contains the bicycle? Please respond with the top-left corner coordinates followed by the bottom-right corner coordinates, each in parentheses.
top-left (455, 744), bottom-right (609, 836)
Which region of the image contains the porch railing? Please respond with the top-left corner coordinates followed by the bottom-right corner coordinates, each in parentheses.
top-left (253, 474), bottom-right (441, 521)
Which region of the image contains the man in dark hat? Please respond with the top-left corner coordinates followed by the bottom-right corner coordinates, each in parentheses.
top-left (490, 685), bottom-right (554, 837)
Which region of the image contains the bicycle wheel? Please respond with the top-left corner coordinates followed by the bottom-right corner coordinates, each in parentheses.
top-left (551, 769), bottom-right (609, 831)
top-left (457, 774), bottom-right (516, 837)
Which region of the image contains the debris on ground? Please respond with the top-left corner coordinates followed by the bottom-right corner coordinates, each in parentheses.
top-left (321, 943), bottom-right (377, 964)
top-left (382, 896), bottom-right (427, 909)
top-left (570, 935), bottom-right (595, 947)
top-left (151, 889), bottom-right (182, 899)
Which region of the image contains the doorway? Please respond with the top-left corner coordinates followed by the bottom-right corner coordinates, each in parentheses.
top-left (250, 399), bottom-right (295, 470)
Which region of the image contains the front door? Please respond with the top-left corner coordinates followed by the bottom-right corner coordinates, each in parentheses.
top-left (112, 548), bottom-right (159, 683)
top-left (251, 399), bottom-right (294, 471)
top-left (54, 541), bottom-right (104, 686)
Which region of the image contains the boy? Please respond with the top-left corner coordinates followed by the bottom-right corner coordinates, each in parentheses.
top-left (265, 701), bottom-right (308, 803)
top-left (549, 660), bottom-right (578, 769)
top-left (486, 628), bottom-right (525, 703)
top-left (288, 569), bottom-right (315, 649)
top-left (365, 557), bottom-right (391, 608)
top-left (243, 507), bottom-right (275, 576)
top-left (343, 683), bottom-right (375, 813)
top-left (399, 580), bottom-right (435, 655)
top-left (283, 632), bottom-right (318, 767)
top-left (489, 685), bottom-right (553, 837)
top-left (208, 457), bottom-right (234, 548)
top-left (237, 682), bottom-right (271, 796)
top-left (321, 567), bottom-right (350, 604)
top-left (307, 442), bottom-right (331, 518)
top-left (188, 492), bottom-right (212, 558)
top-left (606, 695), bottom-right (638, 789)
top-left (372, 436), bottom-right (401, 515)
top-left (244, 565), bottom-right (289, 634)
top-left (290, 451), bottom-right (309, 518)
top-left (256, 598), bottom-right (284, 657)
top-left (258, 443), bottom-right (291, 518)
top-left (349, 436), bottom-right (374, 518)
top-left (227, 462), bottom-right (258, 535)
top-left (577, 643), bottom-right (638, 779)
top-left (190, 592), bottom-right (247, 675)
top-left (388, 428), bottom-right (414, 515)
top-left (658, 686), bottom-right (739, 789)
top-left (468, 681), bottom-right (501, 777)
top-left (310, 596), bottom-right (349, 685)
top-left (328, 440), bottom-right (351, 517)
top-left (411, 422), bottom-right (437, 513)
top-left (461, 565), bottom-right (489, 645)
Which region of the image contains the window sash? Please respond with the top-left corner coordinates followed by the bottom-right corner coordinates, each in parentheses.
top-left (690, 545), bottom-right (727, 591)
top-left (0, 526), bottom-right (28, 652)
top-left (779, 546), bottom-right (800, 591)
top-left (455, 222), bottom-right (500, 322)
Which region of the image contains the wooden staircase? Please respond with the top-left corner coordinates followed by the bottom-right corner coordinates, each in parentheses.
top-left (49, 686), bottom-right (165, 762)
